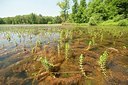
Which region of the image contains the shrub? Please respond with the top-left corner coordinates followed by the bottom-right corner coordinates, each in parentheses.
top-left (113, 15), bottom-right (124, 22)
top-left (118, 19), bottom-right (128, 26)
top-left (88, 17), bottom-right (97, 26)
top-left (101, 20), bottom-right (117, 26)
top-left (48, 21), bottom-right (52, 24)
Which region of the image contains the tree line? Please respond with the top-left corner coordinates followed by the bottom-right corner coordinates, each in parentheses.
top-left (58, 0), bottom-right (128, 25)
top-left (0, 0), bottom-right (128, 25)
top-left (0, 13), bottom-right (62, 24)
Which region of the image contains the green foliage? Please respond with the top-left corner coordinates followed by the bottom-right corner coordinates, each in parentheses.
top-left (113, 0), bottom-right (128, 18)
top-left (1, 0), bottom-right (128, 25)
top-left (57, 44), bottom-right (61, 57)
top-left (88, 17), bottom-right (97, 26)
top-left (71, 0), bottom-right (79, 23)
top-left (79, 54), bottom-right (86, 77)
top-left (71, 0), bottom-right (87, 23)
top-left (40, 57), bottom-right (54, 71)
top-left (98, 51), bottom-right (108, 77)
top-left (65, 42), bottom-right (70, 60)
top-left (118, 19), bottom-right (128, 26)
top-left (100, 20), bottom-right (118, 26)
top-left (0, 14), bottom-right (62, 24)
top-left (113, 15), bottom-right (124, 22)
top-left (36, 40), bottom-right (42, 48)
top-left (86, 41), bottom-right (92, 50)
top-left (6, 33), bottom-right (11, 41)
top-left (57, 0), bottom-right (70, 22)
top-left (70, 0), bottom-right (128, 25)
top-left (0, 18), bottom-right (4, 24)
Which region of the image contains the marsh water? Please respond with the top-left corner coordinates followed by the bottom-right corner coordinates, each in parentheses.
top-left (0, 25), bottom-right (128, 85)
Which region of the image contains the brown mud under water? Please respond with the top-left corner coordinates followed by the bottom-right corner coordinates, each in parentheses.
top-left (0, 26), bottom-right (128, 85)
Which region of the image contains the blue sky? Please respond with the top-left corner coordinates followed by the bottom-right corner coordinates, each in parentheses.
top-left (0, 0), bottom-right (89, 18)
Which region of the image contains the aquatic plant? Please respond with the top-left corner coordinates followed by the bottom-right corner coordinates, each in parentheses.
top-left (79, 54), bottom-right (86, 77)
top-left (40, 57), bottom-right (54, 71)
top-left (92, 37), bottom-right (95, 45)
top-left (6, 33), bottom-right (11, 41)
top-left (36, 40), bottom-right (42, 48)
top-left (86, 41), bottom-right (92, 51)
top-left (123, 46), bottom-right (127, 49)
top-left (57, 43), bottom-right (60, 57)
top-left (31, 47), bottom-right (35, 53)
top-left (69, 30), bottom-right (73, 40)
top-left (100, 33), bottom-right (103, 43)
top-left (98, 51), bottom-right (108, 77)
top-left (65, 42), bottom-right (70, 60)
top-left (59, 30), bottom-right (64, 47)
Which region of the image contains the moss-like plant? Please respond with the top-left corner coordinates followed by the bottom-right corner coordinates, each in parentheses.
top-left (6, 33), bottom-right (11, 41)
top-left (79, 54), bottom-right (86, 77)
top-left (100, 33), bottom-right (103, 43)
top-left (98, 51), bottom-right (108, 77)
top-left (57, 43), bottom-right (60, 57)
top-left (40, 57), bottom-right (54, 71)
top-left (86, 41), bottom-right (92, 51)
top-left (36, 40), bottom-right (42, 48)
top-left (59, 30), bottom-right (64, 47)
top-left (65, 42), bottom-right (70, 60)
top-left (92, 37), bottom-right (95, 45)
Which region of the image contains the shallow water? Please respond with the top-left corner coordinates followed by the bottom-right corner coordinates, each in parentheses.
top-left (0, 25), bottom-right (128, 85)
top-left (0, 25), bottom-right (59, 67)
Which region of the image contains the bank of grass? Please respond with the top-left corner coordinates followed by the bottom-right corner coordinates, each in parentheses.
top-left (63, 18), bottom-right (128, 27)
top-left (100, 19), bottom-right (128, 26)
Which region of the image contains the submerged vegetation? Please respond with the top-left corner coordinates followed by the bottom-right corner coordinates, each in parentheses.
top-left (0, 0), bottom-right (128, 85)
top-left (98, 51), bottom-right (108, 77)
top-left (0, 25), bottom-right (128, 85)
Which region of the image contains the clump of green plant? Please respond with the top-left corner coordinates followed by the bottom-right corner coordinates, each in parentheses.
top-left (118, 19), bottom-right (128, 26)
top-left (79, 54), bottom-right (86, 77)
top-left (36, 40), bottom-right (42, 48)
top-left (123, 46), bottom-right (127, 49)
top-left (40, 57), bottom-right (54, 71)
top-left (57, 43), bottom-right (60, 57)
top-left (31, 40), bottom-right (42, 53)
top-left (31, 47), bottom-right (35, 53)
top-left (86, 41), bottom-right (92, 51)
top-left (100, 33), bottom-right (103, 43)
top-left (65, 42), bottom-right (70, 60)
top-left (88, 17), bottom-right (97, 26)
top-left (6, 33), bottom-right (11, 41)
top-left (98, 51), bottom-right (108, 77)
top-left (92, 37), bottom-right (95, 45)
top-left (59, 30), bottom-right (64, 47)
top-left (113, 15), bottom-right (124, 22)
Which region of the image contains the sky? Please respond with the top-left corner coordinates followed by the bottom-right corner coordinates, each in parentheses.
top-left (0, 0), bottom-right (89, 18)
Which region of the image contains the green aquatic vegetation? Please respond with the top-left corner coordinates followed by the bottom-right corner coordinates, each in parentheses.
top-left (79, 54), bottom-right (86, 77)
top-left (36, 40), bottom-right (42, 48)
top-left (6, 33), bottom-right (11, 41)
top-left (123, 46), bottom-right (127, 49)
top-left (98, 51), bottom-right (108, 77)
top-left (100, 33), bottom-right (103, 43)
top-left (69, 30), bottom-right (73, 40)
top-left (40, 57), bottom-right (54, 71)
top-left (86, 41), bottom-right (92, 51)
top-left (59, 30), bottom-right (64, 47)
top-left (31, 47), bottom-right (35, 53)
top-left (65, 30), bottom-right (69, 39)
top-left (14, 40), bottom-right (18, 47)
top-left (65, 42), bottom-right (70, 60)
top-left (57, 43), bottom-right (60, 57)
top-left (92, 37), bottom-right (95, 45)
top-left (18, 33), bottom-right (21, 38)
